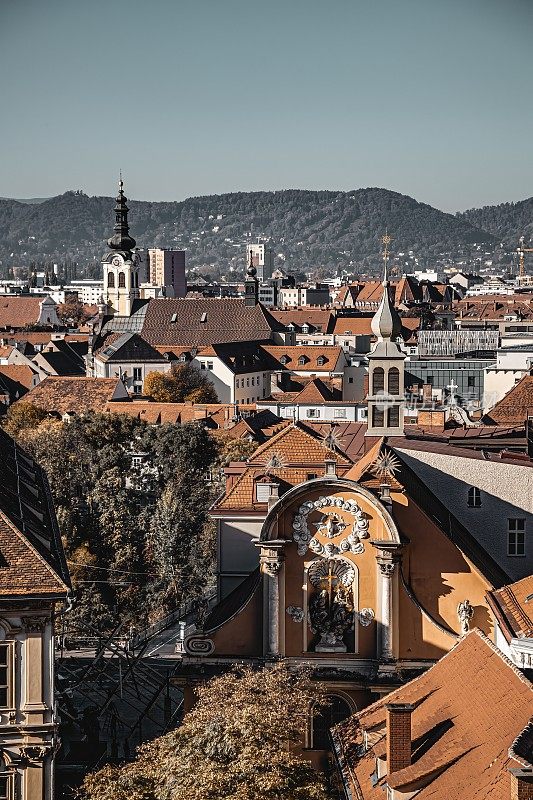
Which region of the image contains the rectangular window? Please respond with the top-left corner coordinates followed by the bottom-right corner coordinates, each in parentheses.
top-left (256, 483), bottom-right (271, 503)
top-left (133, 367), bottom-right (142, 382)
top-left (200, 362), bottom-right (206, 370)
top-left (307, 473), bottom-right (317, 481)
top-left (508, 518), bottom-right (526, 556)
top-left (133, 384), bottom-right (142, 395)
top-left (207, 363), bottom-right (213, 371)
top-left (334, 408), bottom-right (347, 418)
top-left (246, 378), bottom-right (250, 387)
top-left (0, 774), bottom-right (11, 800)
top-left (0, 643), bottom-right (13, 709)
top-left (468, 376), bottom-right (475, 388)
top-left (306, 409), bottom-right (317, 418)
top-left (348, 377), bottom-right (354, 384)
top-left (251, 377), bottom-right (255, 386)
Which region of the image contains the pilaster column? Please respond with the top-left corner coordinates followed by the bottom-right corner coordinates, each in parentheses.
top-left (255, 540), bottom-right (285, 658)
top-left (377, 558), bottom-right (397, 661)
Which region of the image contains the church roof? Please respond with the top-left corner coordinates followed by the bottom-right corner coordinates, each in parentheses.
top-left (332, 629), bottom-right (533, 800)
top-left (0, 428), bottom-right (70, 596)
top-left (213, 422), bottom-right (352, 512)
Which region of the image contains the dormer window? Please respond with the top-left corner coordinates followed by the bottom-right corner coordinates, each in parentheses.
top-left (317, 356), bottom-right (326, 367)
top-left (298, 356), bottom-right (307, 366)
top-left (280, 355), bottom-right (290, 365)
top-left (467, 487), bottom-right (481, 507)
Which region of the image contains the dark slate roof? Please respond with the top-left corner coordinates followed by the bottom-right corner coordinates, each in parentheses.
top-left (140, 298), bottom-right (283, 347)
top-left (0, 427), bottom-right (70, 595)
top-left (37, 350), bottom-right (85, 376)
top-left (96, 332), bottom-right (168, 363)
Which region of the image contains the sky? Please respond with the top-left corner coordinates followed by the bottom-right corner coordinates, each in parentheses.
top-left (0, 0), bottom-right (532, 212)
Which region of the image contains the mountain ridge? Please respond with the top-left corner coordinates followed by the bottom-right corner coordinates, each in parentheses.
top-left (0, 187), bottom-right (527, 277)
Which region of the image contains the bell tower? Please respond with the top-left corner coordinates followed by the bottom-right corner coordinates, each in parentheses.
top-left (365, 234), bottom-right (405, 437)
top-left (102, 176), bottom-right (141, 316)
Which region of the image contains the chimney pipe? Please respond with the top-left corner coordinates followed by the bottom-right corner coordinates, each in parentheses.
top-left (386, 703), bottom-right (414, 774)
top-left (510, 768), bottom-right (533, 800)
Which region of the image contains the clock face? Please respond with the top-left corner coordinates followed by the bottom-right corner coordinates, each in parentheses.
top-left (112, 257), bottom-right (121, 266)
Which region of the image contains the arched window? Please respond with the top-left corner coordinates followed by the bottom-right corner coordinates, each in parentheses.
top-left (118, 272), bottom-right (126, 288)
top-left (372, 406), bottom-right (384, 427)
top-left (312, 695), bottom-right (352, 750)
top-left (134, 272), bottom-right (139, 288)
top-left (372, 367), bottom-right (384, 394)
top-left (107, 272), bottom-right (115, 288)
top-left (387, 406), bottom-right (400, 427)
top-left (388, 367), bottom-right (400, 395)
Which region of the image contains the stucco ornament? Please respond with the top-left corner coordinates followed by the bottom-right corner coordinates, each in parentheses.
top-left (292, 495), bottom-right (369, 557)
top-left (286, 606), bottom-right (304, 623)
top-left (358, 608), bottom-right (375, 627)
top-left (308, 559), bottom-right (355, 652)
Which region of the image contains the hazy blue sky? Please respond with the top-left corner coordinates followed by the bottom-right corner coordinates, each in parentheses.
top-left (0, 0), bottom-right (532, 210)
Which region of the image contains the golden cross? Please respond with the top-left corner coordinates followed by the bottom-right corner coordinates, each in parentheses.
top-left (319, 562), bottom-right (338, 607)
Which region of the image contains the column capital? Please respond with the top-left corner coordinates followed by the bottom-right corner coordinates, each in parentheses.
top-left (255, 539), bottom-right (286, 577)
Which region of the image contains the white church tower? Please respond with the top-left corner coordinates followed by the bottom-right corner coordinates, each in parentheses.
top-left (365, 235), bottom-right (405, 437)
top-left (102, 177), bottom-right (141, 316)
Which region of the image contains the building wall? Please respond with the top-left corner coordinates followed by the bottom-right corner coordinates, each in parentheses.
top-left (395, 447), bottom-right (533, 581)
top-left (0, 604), bottom-right (58, 800)
top-left (147, 249), bottom-right (186, 298)
top-left (92, 357), bottom-right (170, 393)
top-left (483, 368), bottom-right (525, 411)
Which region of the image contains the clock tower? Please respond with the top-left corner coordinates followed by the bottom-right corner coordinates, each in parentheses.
top-left (102, 177), bottom-right (141, 316)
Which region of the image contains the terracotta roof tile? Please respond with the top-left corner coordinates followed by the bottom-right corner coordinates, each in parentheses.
top-left (0, 296), bottom-right (46, 328)
top-left (0, 428), bottom-right (69, 595)
top-left (0, 364), bottom-right (36, 392)
top-left (261, 345), bottom-right (344, 371)
top-left (334, 630), bottom-right (533, 800)
top-left (483, 374), bottom-right (533, 425)
top-left (214, 423), bottom-right (352, 511)
top-left (21, 376), bottom-right (127, 414)
top-left (488, 575), bottom-right (533, 641)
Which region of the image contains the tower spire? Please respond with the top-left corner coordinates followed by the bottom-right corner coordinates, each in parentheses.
top-left (371, 233), bottom-right (401, 341)
top-left (107, 174), bottom-right (136, 254)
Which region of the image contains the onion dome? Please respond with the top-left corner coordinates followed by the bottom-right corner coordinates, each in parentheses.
top-left (107, 178), bottom-right (136, 253)
top-left (371, 265), bottom-right (402, 341)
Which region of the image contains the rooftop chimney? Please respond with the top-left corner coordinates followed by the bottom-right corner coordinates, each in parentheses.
top-left (510, 768), bottom-right (533, 800)
top-left (386, 703), bottom-right (414, 774)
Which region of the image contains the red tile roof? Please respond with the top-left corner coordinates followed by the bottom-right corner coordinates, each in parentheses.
top-left (333, 630), bottom-right (533, 800)
top-left (487, 575), bottom-right (533, 642)
top-left (21, 376), bottom-right (127, 414)
top-left (261, 345), bottom-right (344, 371)
top-left (483, 374), bottom-right (533, 425)
top-left (0, 296), bottom-right (46, 328)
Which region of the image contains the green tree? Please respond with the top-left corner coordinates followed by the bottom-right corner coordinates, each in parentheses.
top-left (81, 664), bottom-right (333, 800)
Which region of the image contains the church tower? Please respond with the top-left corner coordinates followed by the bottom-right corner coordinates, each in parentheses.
top-left (244, 251), bottom-right (259, 306)
top-left (102, 177), bottom-right (141, 316)
top-left (365, 235), bottom-right (405, 437)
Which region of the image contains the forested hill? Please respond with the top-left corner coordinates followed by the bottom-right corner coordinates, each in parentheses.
top-left (458, 197), bottom-right (533, 248)
top-left (0, 187), bottom-right (495, 277)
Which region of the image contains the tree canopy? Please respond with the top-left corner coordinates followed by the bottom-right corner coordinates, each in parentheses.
top-left (144, 364), bottom-right (218, 404)
top-left (81, 663), bottom-right (334, 800)
top-left (7, 410), bottom-right (220, 633)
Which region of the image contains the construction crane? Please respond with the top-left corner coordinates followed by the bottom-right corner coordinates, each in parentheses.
top-left (517, 236), bottom-right (533, 283)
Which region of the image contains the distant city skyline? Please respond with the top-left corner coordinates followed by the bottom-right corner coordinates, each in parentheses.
top-left (0, 0), bottom-right (532, 212)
